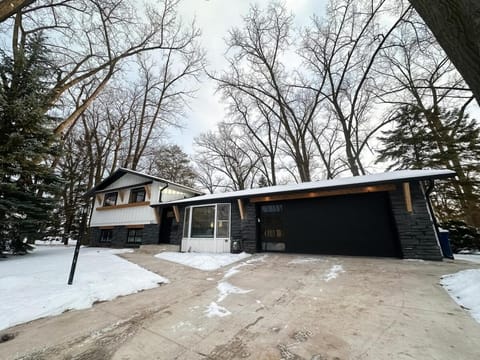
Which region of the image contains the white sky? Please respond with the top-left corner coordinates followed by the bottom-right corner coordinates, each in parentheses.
top-left (171, 0), bottom-right (328, 154)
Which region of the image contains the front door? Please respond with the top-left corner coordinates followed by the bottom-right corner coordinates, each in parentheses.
top-left (258, 204), bottom-right (286, 252)
top-left (159, 207), bottom-right (174, 243)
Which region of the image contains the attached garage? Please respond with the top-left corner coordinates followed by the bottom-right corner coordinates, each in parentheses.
top-left (154, 169), bottom-right (456, 261)
top-left (258, 192), bottom-right (401, 257)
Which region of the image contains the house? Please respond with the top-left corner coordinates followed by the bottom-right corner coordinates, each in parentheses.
top-left (85, 168), bottom-right (203, 247)
top-left (152, 169), bottom-right (456, 260)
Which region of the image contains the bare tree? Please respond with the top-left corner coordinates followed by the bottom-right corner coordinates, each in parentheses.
top-left (376, 17), bottom-right (480, 226)
top-left (300, 0), bottom-right (413, 176)
top-left (194, 123), bottom-right (260, 191)
top-left (3, 0), bottom-right (202, 136)
top-left (210, 3), bottom-right (319, 182)
top-left (409, 0), bottom-right (480, 106)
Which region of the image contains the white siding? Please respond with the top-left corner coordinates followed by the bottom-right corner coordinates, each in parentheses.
top-left (90, 205), bottom-right (157, 227)
top-left (104, 173), bottom-right (147, 190)
top-left (90, 175), bottom-right (158, 227)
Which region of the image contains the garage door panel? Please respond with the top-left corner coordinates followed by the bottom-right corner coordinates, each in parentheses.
top-left (282, 192), bottom-right (400, 257)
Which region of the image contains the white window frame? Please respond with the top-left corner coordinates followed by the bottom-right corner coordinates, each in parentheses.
top-left (183, 203), bottom-right (231, 240)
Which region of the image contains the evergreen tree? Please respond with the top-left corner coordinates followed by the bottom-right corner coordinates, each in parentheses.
top-left (377, 105), bottom-right (480, 226)
top-left (150, 144), bottom-right (196, 187)
top-left (0, 34), bottom-right (61, 254)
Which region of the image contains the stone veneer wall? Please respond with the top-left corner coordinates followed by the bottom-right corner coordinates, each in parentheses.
top-left (389, 181), bottom-right (443, 261)
top-left (89, 223), bottom-right (159, 248)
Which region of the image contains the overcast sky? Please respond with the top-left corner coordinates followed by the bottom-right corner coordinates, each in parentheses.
top-left (171, 0), bottom-right (328, 154)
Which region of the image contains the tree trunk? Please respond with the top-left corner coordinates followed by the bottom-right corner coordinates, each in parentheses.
top-left (410, 0), bottom-right (480, 106)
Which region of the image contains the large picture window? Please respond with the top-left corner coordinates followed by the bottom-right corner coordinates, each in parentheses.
top-left (183, 204), bottom-right (231, 239)
top-left (191, 206), bottom-right (215, 238)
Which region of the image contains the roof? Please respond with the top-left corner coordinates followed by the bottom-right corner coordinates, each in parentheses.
top-left (157, 169), bottom-right (456, 205)
top-left (84, 168), bottom-right (203, 197)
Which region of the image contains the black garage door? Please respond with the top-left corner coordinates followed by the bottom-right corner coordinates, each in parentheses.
top-left (258, 191), bottom-right (401, 257)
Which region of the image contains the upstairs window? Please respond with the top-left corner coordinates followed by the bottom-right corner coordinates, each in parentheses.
top-left (129, 187), bottom-right (146, 203)
top-left (103, 192), bottom-right (118, 206)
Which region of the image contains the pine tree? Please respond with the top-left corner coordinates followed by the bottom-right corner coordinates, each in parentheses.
top-left (150, 144), bottom-right (196, 187)
top-left (377, 105), bottom-right (480, 227)
top-left (0, 34), bottom-right (61, 254)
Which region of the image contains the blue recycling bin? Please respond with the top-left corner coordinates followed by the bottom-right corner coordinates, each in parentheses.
top-left (438, 229), bottom-right (454, 259)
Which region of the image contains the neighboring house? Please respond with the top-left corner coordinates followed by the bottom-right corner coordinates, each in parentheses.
top-left (152, 169), bottom-right (456, 261)
top-left (85, 168), bottom-right (203, 247)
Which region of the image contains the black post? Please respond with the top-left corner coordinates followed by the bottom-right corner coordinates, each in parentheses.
top-left (68, 205), bottom-right (87, 285)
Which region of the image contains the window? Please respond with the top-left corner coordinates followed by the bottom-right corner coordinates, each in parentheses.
top-left (183, 204), bottom-right (231, 239)
top-left (216, 204), bottom-right (230, 238)
top-left (191, 206), bottom-right (215, 238)
top-left (103, 192), bottom-right (118, 206)
top-left (99, 229), bottom-right (113, 243)
top-left (129, 187), bottom-right (146, 203)
top-left (127, 229), bottom-right (143, 244)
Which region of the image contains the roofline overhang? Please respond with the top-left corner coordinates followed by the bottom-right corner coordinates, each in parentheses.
top-left (84, 167), bottom-right (203, 198)
top-left (152, 170), bottom-right (456, 207)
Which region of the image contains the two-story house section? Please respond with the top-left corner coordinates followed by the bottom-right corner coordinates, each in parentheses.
top-left (85, 168), bottom-right (203, 247)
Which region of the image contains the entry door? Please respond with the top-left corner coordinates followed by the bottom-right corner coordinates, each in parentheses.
top-left (159, 207), bottom-right (174, 243)
top-left (259, 204), bottom-right (286, 251)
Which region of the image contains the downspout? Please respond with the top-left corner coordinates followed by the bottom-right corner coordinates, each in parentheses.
top-left (425, 179), bottom-right (447, 258)
top-left (159, 183), bottom-right (169, 203)
top-left (425, 179), bottom-right (440, 235)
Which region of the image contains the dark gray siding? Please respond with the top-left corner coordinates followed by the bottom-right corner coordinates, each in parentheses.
top-left (89, 224), bottom-right (159, 248)
top-left (388, 181), bottom-right (442, 261)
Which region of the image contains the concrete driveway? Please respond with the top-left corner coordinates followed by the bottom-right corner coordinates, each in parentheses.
top-left (2, 246), bottom-right (480, 359)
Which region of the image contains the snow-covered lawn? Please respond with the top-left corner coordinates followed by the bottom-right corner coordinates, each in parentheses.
top-left (441, 269), bottom-right (480, 324)
top-left (0, 246), bottom-right (168, 331)
top-left (454, 254), bottom-right (480, 264)
top-left (154, 251), bottom-right (251, 271)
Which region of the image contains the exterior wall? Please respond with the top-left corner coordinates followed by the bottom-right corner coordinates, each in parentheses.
top-left (90, 224), bottom-right (159, 247)
top-left (103, 173), bottom-right (146, 191)
top-left (173, 199), bottom-right (257, 253)
top-left (389, 181), bottom-right (443, 261)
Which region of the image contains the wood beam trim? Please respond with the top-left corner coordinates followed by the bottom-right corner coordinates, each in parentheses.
top-left (249, 184), bottom-right (396, 203)
top-left (144, 184), bottom-right (151, 200)
top-left (96, 194), bottom-right (103, 206)
top-left (126, 224), bottom-right (144, 229)
top-left (118, 190), bottom-right (125, 202)
top-left (403, 182), bottom-right (413, 213)
top-left (96, 201), bottom-right (150, 211)
top-left (237, 199), bottom-right (246, 220)
top-left (173, 205), bottom-right (180, 223)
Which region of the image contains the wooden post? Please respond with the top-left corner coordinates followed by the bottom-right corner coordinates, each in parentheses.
top-left (96, 194), bottom-right (102, 206)
top-left (173, 205), bottom-right (180, 223)
top-left (403, 182), bottom-right (413, 213)
top-left (144, 184), bottom-right (151, 200)
top-left (237, 199), bottom-right (246, 220)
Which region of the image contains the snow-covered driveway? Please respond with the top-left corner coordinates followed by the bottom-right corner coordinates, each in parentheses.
top-left (0, 246), bottom-right (167, 331)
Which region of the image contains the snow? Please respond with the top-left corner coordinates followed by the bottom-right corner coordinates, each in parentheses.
top-left (323, 265), bottom-right (345, 282)
top-left (289, 257), bottom-right (325, 264)
top-left (441, 269), bottom-right (480, 324)
top-left (217, 282), bottom-right (252, 302)
top-left (154, 251), bottom-right (251, 271)
top-left (454, 254), bottom-right (480, 264)
top-left (0, 246), bottom-right (168, 331)
top-left (162, 169), bottom-right (455, 204)
top-left (205, 302), bottom-right (231, 317)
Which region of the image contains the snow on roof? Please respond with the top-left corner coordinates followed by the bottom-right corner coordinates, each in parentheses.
top-left (159, 169), bottom-right (455, 205)
top-left (85, 167), bottom-right (203, 197)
